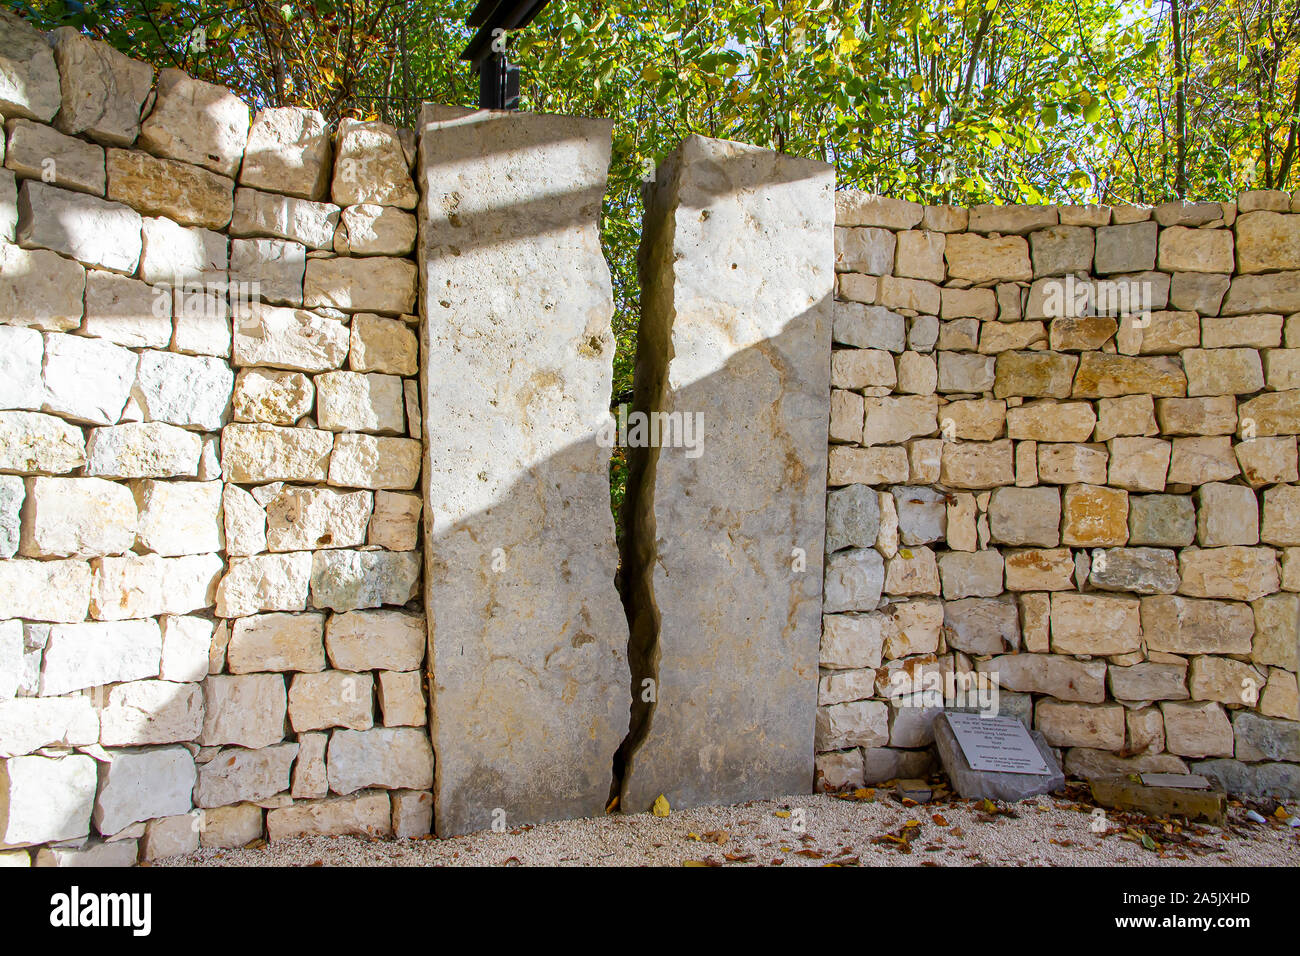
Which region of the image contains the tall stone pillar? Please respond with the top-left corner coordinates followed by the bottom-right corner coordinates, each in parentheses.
top-left (620, 135), bottom-right (836, 812)
top-left (417, 106), bottom-right (629, 836)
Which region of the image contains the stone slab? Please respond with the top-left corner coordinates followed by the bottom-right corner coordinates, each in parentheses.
top-left (933, 712), bottom-right (1065, 801)
top-left (417, 105), bottom-right (630, 836)
top-left (619, 135), bottom-right (834, 814)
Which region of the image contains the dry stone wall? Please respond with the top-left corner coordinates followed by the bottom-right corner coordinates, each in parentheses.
top-left (819, 190), bottom-right (1300, 798)
top-left (0, 10), bottom-right (430, 867)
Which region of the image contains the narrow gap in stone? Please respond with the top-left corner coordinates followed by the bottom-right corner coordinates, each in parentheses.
top-left (608, 160), bottom-right (677, 808)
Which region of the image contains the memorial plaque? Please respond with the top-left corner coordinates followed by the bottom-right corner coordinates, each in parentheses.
top-left (946, 712), bottom-right (1051, 775)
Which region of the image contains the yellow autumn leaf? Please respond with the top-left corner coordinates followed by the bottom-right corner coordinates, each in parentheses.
top-left (652, 794), bottom-right (670, 817)
top-left (774, 810), bottom-right (791, 818)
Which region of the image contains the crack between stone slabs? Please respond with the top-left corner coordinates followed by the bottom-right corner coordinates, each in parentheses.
top-left (608, 160), bottom-right (681, 811)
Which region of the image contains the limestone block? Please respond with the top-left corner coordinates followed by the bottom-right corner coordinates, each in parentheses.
top-left (940, 398), bottom-right (1005, 441)
top-left (348, 312), bottom-right (418, 375)
top-left (0, 326), bottom-right (42, 413)
top-left (159, 615), bottom-right (213, 683)
top-left (0, 754), bottom-right (96, 847)
top-left (20, 476), bottom-right (137, 558)
top-left (1183, 348), bottom-right (1264, 396)
top-left (1035, 700), bottom-right (1125, 749)
top-left (232, 368), bottom-right (314, 425)
top-left (367, 490), bottom-right (421, 551)
top-left (1235, 210), bottom-right (1300, 273)
top-left (197, 802), bottom-right (263, 846)
top-left (106, 148), bottom-right (234, 229)
top-left (1050, 592), bottom-right (1141, 655)
top-left (1037, 442), bottom-right (1108, 485)
top-left (325, 609), bottom-right (424, 672)
top-left (304, 256), bottom-right (417, 315)
top-left (0, 696), bottom-right (98, 756)
top-left (130, 350), bottom-right (233, 433)
top-left (0, 10), bottom-right (60, 119)
top-left (138, 215), bottom-right (227, 285)
top-left (815, 700), bottom-right (888, 751)
top-left (862, 394), bottom-right (936, 445)
top-left (327, 727), bottom-right (433, 794)
top-left (894, 229), bottom-right (945, 281)
top-left (291, 731), bottom-right (328, 799)
top-left (943, 597), bottom-right (1020, 655)
top-left (194, 742), bottom-right (297, 808)
top-left (264, 486), bottom-right (371, 552)
top-left (1178, 546), bottom-right (1278, 601)
top-left (1157, 226), bottom-right (1234, 272)
top-left (288, 670), bottom-right (373, 732)
top-left (39, 619), bottom-right (161, 695)
top-left (978, 654), bottom-right (1105, 702)
top-left (1088, 547), bottom-right (1179, 594)
top-left (0, 475), bottom-right (21, 558)
top-left (0, 243), bottom-right (85, 331)
top-left (142, 814), bottom-right (199, 860)
top-left (993, 351), bottom-right (1077, 398)
top-left (831, 348), bottom-right (895, 389)
top-left (331, 119), bottom-right (417, 208)
top-left (884, 545), bottom-right (940, 596)
top-left (4, 118), bottom-right (105, 195)
top-left (1167, 436), bottom-right (1240, 485)
top-left (878, 276), bottom-right (941, 316)
top-left (309, 549), bottom-right (419, 612)
top-left (327, 433), bottom-right (420, 490)
top-left (0, 558), bottom-right (90, 622)
top-left (98, 680), bottom-right (203, 746)
top-left (1262, 484), bottom-right (1300, 546)
top-left (17, 181), bottom-right (140, 274)
top-left (232, 301), bottom-right (349, 372)
top-left (969, 204), bottom-right (1058, 235)
top-left (1031, 225), bottom-right (1094, 276)
top-left (49, 27), bottom-right (152, 145)
top-left (1105, 436), bottom-right (1170, 492)
top-left (1003, 548), bottom-right (1075, 591)
top-left (220, 423), bottom-right (332, 483)
top-left (139, 68), bottom-right (250, 177)
top-left (1203, 314), bottom-right (1283, 350)
top-left (267, 792), bottom-right (391, 841)
top-left (83, 271), bottom-right (172, 348)
top-left (230, 187), bottom-right (339, 249)
top-left (239, 107), bottom-right (332, 200)
top-left (1238, 389), bottom-right (1300, 436)
top-left (1061, 483), bottom-right (1128, 546)
top-left (836, 192), bottom-right (921, 229)
top-left (1195, 482), bottom-right (1259, 546)
top-left (987, 486), bottom-right (1060, 547)
top-left (1005, 401), bottom-right (1096, 442)
top-left (1236, 436), bottom-right (1298, 488)
top-left (226, 612), bottom-right (325, 674)
top-left (315, 370), bottom-right (405, 434)
top-left (1161, 701), bottom-right (1234, 757)
top-left (198, 673), bottom-right (287, 749)
top-left (40, 331), bottom-right (138, 426)
top-left (938, 550), bottom-right (1004, 599)
top-left (940, 439), bottom-right (1014, 488)
top-left (215, 552), bottom-right (312, 618)
top-left (828, 446), bottom-right (908, 485)
top-left (832, 302), bottom-right (905, 351)
top-left (377, 670), bottom-right (425, 727)
top-left (83, 422), bottom-right (201, 478)
top-left (835, 225), bottom-right (894, 274)
top-left (1073, 352), bottom-right (1186, 398)
top-left (334, 203), bottom-right (417, 256)
top-left (229, 237), bottom-right (306, 306)
top-left (1142, 595), bottom-right (1254, 655)
top-left (1094, 221), bottom-right (1157, 274)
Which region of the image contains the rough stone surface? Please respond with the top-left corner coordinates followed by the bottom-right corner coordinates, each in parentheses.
top-left (229, 237), bottom-right (306, 306)
top-left (39, 619), bottom-right (161, 695)
top-left (83, 422), bottom-right (202, 479)
top-left (0, 243), bottom-right (86, 331)
top-left (327, 434), bottom-right (420, 490)
top-left (230, 187), bottom-right (339, 249)
top-left (325, 609), bottom-right (424, 672)
top-left (308, 548), bottom-right (419, 611)
top-left (98, 679), bottom-right (203, 745)
top-left (226, 612), bottom-right (325, 673)
top-left (198, 673), bottom-right (287, 749)
top-left (0, 754), bottom-right (96, 847)
top-left (92, 746), bottom-right (195, 834)
top-left (214, 551), bottom-right (312, 618)
top-left (304, 256), bottom-right (417, 315)
top-left (106, 148), bottom-right (235, 229)
top-left (266, 792), bottom-right (391, 841)
top-left (264, 486), bottom-right (371, 551)
top-left (49, 28), bottom-right (153, 146)
top-left (138, 68), bottom-right (250, 177)
top-left (332, 119), bottom-right (418, 208)
top-left (220, 423), bottom-right (332, 484)
top-left (194, 742), bottom-right (297, 808)
top-left (240, 107), bottom-right (332, 200)
top-left (335, 203), bottom-right (417, 256)
top-left (17, 180), bottom-right (141, 274)
top-left (0, 558), bottom-right (91, 622)
top-left (326, 727), bottom-right (433, 794)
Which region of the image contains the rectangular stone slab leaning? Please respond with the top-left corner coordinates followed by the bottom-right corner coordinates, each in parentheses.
top-left (620, 135), bottom-right (835, 812)
top-left (417, 105), bottom-right (630, 837)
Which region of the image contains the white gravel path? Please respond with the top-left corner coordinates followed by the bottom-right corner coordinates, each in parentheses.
top-left (156, 789), bottom-right (1300, 867)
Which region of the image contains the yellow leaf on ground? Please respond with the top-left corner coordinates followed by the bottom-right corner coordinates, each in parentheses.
top-left (652, 794), bottom-right (670, 817)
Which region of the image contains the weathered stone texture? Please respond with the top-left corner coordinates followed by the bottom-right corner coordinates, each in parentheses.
top-left (418, 107), bottom-right (632, 835)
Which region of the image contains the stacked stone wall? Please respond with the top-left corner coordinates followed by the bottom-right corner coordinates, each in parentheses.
top-left (0, 10), bottom-right (430, 866)
top-left (819, 190), bottom-right (1300, 797)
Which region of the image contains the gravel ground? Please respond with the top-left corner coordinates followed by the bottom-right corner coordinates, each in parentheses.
top-left (156, 786), bottom-right (1300, 867)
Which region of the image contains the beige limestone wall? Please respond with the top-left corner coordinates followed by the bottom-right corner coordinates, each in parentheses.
top-left (0, 10), bottom-right (430, 866)
top-left (819, 191), bottom-right (1300, 798)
